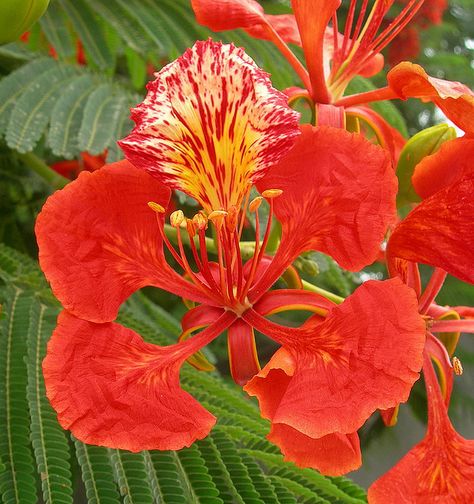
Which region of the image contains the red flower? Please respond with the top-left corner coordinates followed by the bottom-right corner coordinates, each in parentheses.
top-left (36, 40), bottom-right (425, 471)
top-left (368, 353), bottom-right (474, 503)
top-left (370, 140), bottom-right (474, 497)
top-left (192, 0), bottom-right (474, 138)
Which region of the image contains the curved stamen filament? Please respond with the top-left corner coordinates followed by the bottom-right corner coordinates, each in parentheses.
top-left (329, 0), bottom-right (424, 94)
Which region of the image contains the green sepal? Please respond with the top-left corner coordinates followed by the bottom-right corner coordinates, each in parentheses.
top-left (396, 123), bottom-right (456, 206)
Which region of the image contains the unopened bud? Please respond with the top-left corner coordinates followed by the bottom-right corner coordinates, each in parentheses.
top-left (452, 356), bottom-right (463, 376)
top-left (170, 210), bottom-right (185, 228)
top-left (262, 189), bottom-right (283, 199)
top-left (148, 201), bottom-right (165, 213)
top-left (192, 212), bottom-right (208, 231)
top-left (249, 197), bottom-right (263, 212)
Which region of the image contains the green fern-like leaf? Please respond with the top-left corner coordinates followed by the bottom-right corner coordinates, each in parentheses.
top-left (209, 430), bottom-right (265, 504)
top-left (108, 449), bottom-right (154, 504)
top-left (58, 0), bottom-right (114, 69)
top-left (74, 440), bottom-right (121, 504)
top-left (0, 289), bottom-right (37, 504)
top-left (84, 0), bottom-right (152, 54)
top-left (48, 74), bottom-right (97, 158)
top-left (0, 58), bottom-right (57, 135)
top-left (78, 84), bottom-right (128, 155)
top-left (39, 2), bottom-right (76, 60)
top-left (6, 63), bottom-right (78, 153)
top-left (245, 451), bottom-right (367, 504)
top-left (27, 300), bottom-right (73, 504)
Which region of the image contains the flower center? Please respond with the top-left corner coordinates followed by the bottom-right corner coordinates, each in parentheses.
top-left (148, 188), bottom-right (283, 314)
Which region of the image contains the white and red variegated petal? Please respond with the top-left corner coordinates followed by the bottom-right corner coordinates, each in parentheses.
top-left (119, 39), bottom-right (300, 212)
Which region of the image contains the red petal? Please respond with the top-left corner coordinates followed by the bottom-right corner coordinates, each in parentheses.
top-left (268, 424), bottom-right (362, 476)
top-left (412, 137), bottom-right (474, 199)
top-left (241, 14), bottom-right (302, 46)
top-left (119, 40), bottom-right (300, 212)
top-left (252, 125), bottom-right (395, 299)
top-left (227, 319), bottom-right (260, 386)
top-left (191, 0), bottom-right (265, 32)
top-left (387, 173), bottom-right (474, 284)
top-left (291, 0), bottom-right (340, 102)
top-left (387, 62), bottom-right (474, 135)
top-left (368, 355), bottom-right (474, 504)
top-left (43, 311), bottom-right (235, 451)
top-left (245, 279), bottom-right (425, 439)
top-left (35, 160), bottom-right (211, 323)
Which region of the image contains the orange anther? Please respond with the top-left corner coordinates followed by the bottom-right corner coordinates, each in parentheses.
top-left (147, 201), bottom-right (165, 213)
top-left (249, 197), bottom-right (263, 212)
top-left (170, 210), bottom-right (185, 228)
top-left (262, 189), bottom-right (283, 199)
top-left (452, 356), bottom-right (463, 376)
top-left (208, 210), bottom-right (228, 229)
top-left (192, 212), bottom-right (208, 231)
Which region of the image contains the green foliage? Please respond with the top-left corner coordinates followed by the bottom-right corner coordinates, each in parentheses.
top-left (0, 244), bottom-right (368, 503)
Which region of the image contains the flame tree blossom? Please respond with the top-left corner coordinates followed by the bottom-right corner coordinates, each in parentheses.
top-left (366, 144), bottom-right (474, 499)
top-left (36, 40), bottom-right (426, 474)
top-left (191, 0), bottom-right (474, 148)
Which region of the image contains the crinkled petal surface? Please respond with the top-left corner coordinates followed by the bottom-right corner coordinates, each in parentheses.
top-left (119, 40), bottom-right (300, 211)
top-left (191, 0), bottom-right (302, 45)
top-left (268, 424), bottom-right (362, 476)
top-left (387, 62), bottom-right (474, 135)
top-left (412, 137), bottom-right (474, 199)
top-left (43, 311), bottom-right (220, 452)
top-left (36, 160), bottom-right (211, 323)
top-left (245, 279), bottom-right (425, 439)
top-left (246, 14), bottom-right (302, 45)
top-left (191, 0), bottom-right (265, 31)
top-left (368, 356), bottom-right (474, 503)
top-left (388, 173), bottom-right (474, 284)
top-left (251, 125), bottom-right (395, 299)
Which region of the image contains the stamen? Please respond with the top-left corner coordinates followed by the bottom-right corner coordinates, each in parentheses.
top-left (452, 357), bottom-right (463, 376)
top-left (208, 210), bottom-right (228, 230)
top-left (249, 196), bottom-right (263, 213)
top-left (147, 201), bottom-right (165, 213)
top-left (170, 210), bottom-right (185, 228)
top-left (262, 189), bottom-right (283, 199)
top-left (193, 211), bottom-right (208, 231)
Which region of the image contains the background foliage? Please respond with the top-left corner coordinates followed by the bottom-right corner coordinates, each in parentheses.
top-left (0, 0), bottom-right (473, 502)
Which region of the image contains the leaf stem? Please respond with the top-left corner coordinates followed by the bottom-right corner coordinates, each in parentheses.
top-left (17, 152), bottom-right (68, 189)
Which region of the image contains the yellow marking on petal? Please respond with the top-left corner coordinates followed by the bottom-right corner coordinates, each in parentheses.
top-left (147, 201), bottom-right (165, 213)
top-left (119, 40), bottom-right (300, 212)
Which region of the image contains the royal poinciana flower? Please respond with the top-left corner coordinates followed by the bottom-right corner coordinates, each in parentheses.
top-left (36, 40), bottom-right (427, 473)
top-left (369, 353), bottom-right (474, 503)
top-left (369, 144), bottom-right (474, 497)
top-left (191, 0), bottom-right (474, 142)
